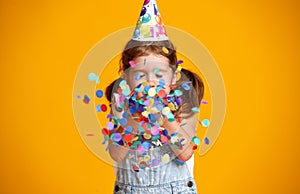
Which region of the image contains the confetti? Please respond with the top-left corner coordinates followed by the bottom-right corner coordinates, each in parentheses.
top-left (129, 60), bottom-right (136, 67)
top-left (162, 154), bottom-right (170, 163)
top-left (201, 99), bottom-right (208, 104)
top-left (191, 107), bottom-right (200, 113)
top-left (135, 73), bottom-right (141, 81)
top-left (96, 90), bottom-right (103, 98)
top-left (148, 87), bottom-right (156, 97)
top-left (96, 104), bottom-right (101, 112)
top-left (192, 136), bottom-right (201, 145)
top-left (174, 90), bottom-right (183, 96)
top-left (176, 60), bottom-right (184, 65)
top-left (153, 68), bottom-right (160, 75)
top-left (100, 104), bottom-right (107, 112)
top-left (112, 133), bottom-right (122, 142)
top-left (86, 134), bottom-right (94, 136)
top-left (88, 73), bottom-right (100, 84)
top-left (201, 119), bottom-right (210, 127)
top-left (162, 47), bottom-right (169, 54)
top-left (205, 137), bottom-right (210, 145)
top-left (106, 122), bottom-right (114, 130)
top-left (83, 95), bottom-right (90, 104)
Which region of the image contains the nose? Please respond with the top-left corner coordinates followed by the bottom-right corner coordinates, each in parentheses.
top-left (148, 80), bottom-right (156, 87)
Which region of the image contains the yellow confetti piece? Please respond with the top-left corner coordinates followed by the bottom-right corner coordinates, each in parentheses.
top-left (142, 110), bottom-right (149, 117)
top-left (144, 133), bottom-right (152, 139)
top-left (176, 72), bottom-right (181, 81)
top-left (162, 47), bottom-right (169, 54)
top-left (168, 102), bottom-right (176, 111)
top-left (177, 65), bottom-right (183, 72)
top-left (144, 155), bottom-right (150, 161)
top-left (133, 136), bottom-right (139, 141)
top-left (162, 154), bottom-right (170, 163)
top-left (148, 87), bottom-right (156, 97)
top-left (162, 107), bottom-right (171, 115)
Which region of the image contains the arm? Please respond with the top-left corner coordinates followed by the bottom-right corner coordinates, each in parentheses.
top-left (162, 114), bottom-right (197, 162)
top-left (108, 93), bottom-right (139, 162)
top-left (108, 115), bottom-right (139, 162)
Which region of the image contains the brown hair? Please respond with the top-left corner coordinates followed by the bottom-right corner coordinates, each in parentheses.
top-left (119, 40), bottom-right (178, 74)
top-left (105, 39), bottom-right (204, 117)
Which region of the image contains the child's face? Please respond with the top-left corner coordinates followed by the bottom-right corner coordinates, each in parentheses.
top-left (126, 53), bottom-right (176, 95)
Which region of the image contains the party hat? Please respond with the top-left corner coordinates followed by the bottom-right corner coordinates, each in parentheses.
top-left (132, 0), bottom-right (168, 41)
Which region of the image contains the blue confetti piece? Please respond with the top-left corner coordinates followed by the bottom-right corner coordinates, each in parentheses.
top-left (96, 90), bottom-right (103, 98)
top-left (125, 126), bottom-right (133, 134)
top-left (201, 100), bottom-right (208, 104)
top-left (192, 136), bottom-right (201, 145)
top-left (76, 95), bottom-right (81, 99)
top-left (191, 107), bottom-right (200, 113)
top-left (122, 111), bottom-right (129, 118)
top-left (176, 60), bottom-right (184, 65)
top-left (96, 104), bottom-right (102, 112)
top-left (159, 79), bottom-right (165, 86)
top-left (201, 119), bottom-right (210, 127)
top-left (182, 83), bottom-right (190, 91)
top-left (135, 73), bottom-right (141, 81)
top-left (205, 137), bottom-right (210, 145)
top-left (154, 68), bottom-right (160, 75)
top-left (174, 90), bottom-right (183, 96)
top-left (119, 118), bottom-right (128, 126)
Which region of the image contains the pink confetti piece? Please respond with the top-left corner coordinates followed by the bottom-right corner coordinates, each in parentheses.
top-left (129, 60), bottom-right (136, 67)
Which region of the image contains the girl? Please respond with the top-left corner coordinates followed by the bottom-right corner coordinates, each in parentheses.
top-left (105, 39), bottom-right (204, 194)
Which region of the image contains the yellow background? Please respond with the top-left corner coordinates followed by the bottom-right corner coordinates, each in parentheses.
top-left (1, 0), bottom-right (299, 193)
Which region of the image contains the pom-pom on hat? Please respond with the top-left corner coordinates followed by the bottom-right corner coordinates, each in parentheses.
top-left (132, 0), bottom-right (168, 41)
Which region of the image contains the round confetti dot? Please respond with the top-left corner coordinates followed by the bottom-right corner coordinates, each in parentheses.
top-left (159, 79), bottom-right (165, 86)
top-left (201, 119), bottom-right (210, 127)
top-left (143, 133), bottom-right (152, 139)
top-left (157, 89), bottom-right (166, 98)
top-left (100, 104), bottom-right (107, 112)
top-left (142, 142), bottom-right (151, 150)
top-left (148, 87), bottom-right (156, 97)
top-left (192, 107), bottom-right (200, 113)
top-left (123, 134), bottom-right (133, 142)
top-left (162, 107), bottom-right (171, 115)
top-left (106, 122), bottom-right (114, 130)
top-left (122, 88), bottom-right (131, 96)
top-left (174, 90), bottom-right (183, 96)
top-left (119, 80), bottom-right (127, 87)
top-left (162, 154), bottom-right (170, 163)
top-left (112, 133), bottom-right (122, 142)
top-left (192, 136), bottom-right (201, 145)
top-left (96, 104), bottom-right (102, 112)
top-left (119, 118), bottom-right (128, 126)
top-left (96, 90), bottom-right (103, 98)
top-left (150, 126), bottom-right (159, 135)
top-left (162, 47), bottom-right (169, 54)
top-left (152, 158), bottom-right (159, 166)
top-left (125, 126), bottom-right (133, 134)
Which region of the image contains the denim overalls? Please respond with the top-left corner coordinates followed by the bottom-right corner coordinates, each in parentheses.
top-left (113, 143), bottom-right (198, 194)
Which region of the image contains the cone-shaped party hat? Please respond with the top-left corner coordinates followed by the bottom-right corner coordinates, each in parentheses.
top-left (132, 0), bottom-right (168, 41)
